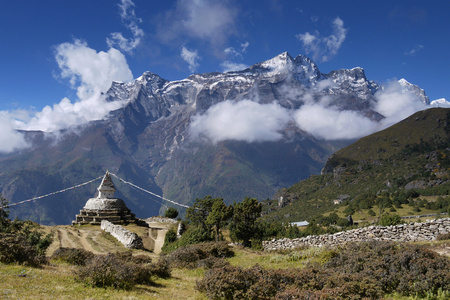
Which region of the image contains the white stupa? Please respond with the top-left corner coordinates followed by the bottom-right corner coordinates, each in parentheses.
top-left (72, 172), bottom-right (136, 225)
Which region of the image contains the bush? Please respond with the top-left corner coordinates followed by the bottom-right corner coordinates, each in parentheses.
top-left (51, 247), bottom-right (94, 265)
top-left (147, 257), bottom-right (171, 279)
top-left (163, 226), bottom-right (178, 246)
top-left (196, 265), bottom-right (257, 299)
top-left (196, 241), bottom-right (450, 299)
top-left (164, 207), bottom-right (179, 219)
top-left (76, 253), bottom-right (163, 289)
top-left (165, 241), bottom-right (234, 269)
top-left (0, 233), bottom-right (48, 267)
top-left (162, 225), bottom-right (213, 252)
top-left (196, 257), bottom-right (230, 269)
top-left (77, 254), bottom-right (141, 289)
top-left (436, 233), bottom-right (450, 241)
top-left (379, 213), bottom-right (403, 226)
top-left (129, 254), bottom-right (153, 265)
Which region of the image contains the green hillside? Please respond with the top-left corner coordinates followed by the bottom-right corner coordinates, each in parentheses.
top-left (264, 108), bottom-right (450, 223)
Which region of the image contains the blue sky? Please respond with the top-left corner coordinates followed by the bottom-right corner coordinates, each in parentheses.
top-left (0, 0), bottom-right (449, 152)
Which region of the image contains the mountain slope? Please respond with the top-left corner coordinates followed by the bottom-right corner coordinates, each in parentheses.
top-left (266, 108), bottom-right (450, 222)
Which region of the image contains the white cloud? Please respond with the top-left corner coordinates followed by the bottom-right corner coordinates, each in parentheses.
top-left (158, 0), bottom-right (238, 48)
top-left (181, 46), bottom-right (201, 72)
top-left (240, 41), bottom-right (249, 52)
top-left (107, 0), bottom-right (144, 54)
top-left (374, 81), bottom-right (427, 128)
top-left (189, 100), bottom-right (290, 143)
top-left (15, 39), bottom-right (133, 133)
top-left (0, 111), bottom-right (29, 153)
top-left (224, 47), bottom-right (243, 59)
top-left (297, 32), bottom-right (317, 46)
top-left (222, 42), bottom-right (249, 72)
top-left (220, 61), bottom-right (248, 72)
top-left (224, 41), bottom-right (250, 59)
top-left (404, 44), bottom-right (424, 56)
top-left (55, 39), bottom-right (133, 100)
top-left (293, 104), bottom-right (378, 140)
top-left (296, 17), bottom-right (347, 62)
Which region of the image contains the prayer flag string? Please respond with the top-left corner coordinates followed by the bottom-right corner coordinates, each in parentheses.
top-left (1, 175), bottom-right (104, 209)
top-left (109, 172), bottom-right (190, 208)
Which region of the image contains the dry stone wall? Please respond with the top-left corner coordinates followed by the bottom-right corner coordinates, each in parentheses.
top-left (145, 217), bottom-right (178, 224)
top-left (101, 220), bottom-right (143, 249)
top-left (263, 218), bottom-right (450, 251)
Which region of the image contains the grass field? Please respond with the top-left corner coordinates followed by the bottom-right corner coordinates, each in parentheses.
top-left (2, 239), bottom-right (449, 299)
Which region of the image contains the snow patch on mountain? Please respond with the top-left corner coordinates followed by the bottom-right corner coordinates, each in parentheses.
top-left (430, 98), bottom-right (450, 107)
top-left (398, 78), bottom-right (429, 104)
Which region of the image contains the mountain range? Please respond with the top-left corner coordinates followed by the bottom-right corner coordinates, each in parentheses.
top-left (0, 52), bottom-right (436, 225)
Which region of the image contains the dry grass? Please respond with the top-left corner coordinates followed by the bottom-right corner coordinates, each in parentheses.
top-left (0, 262), bottom-right (207, 299)
top-left (1, 240), bottom-right (449, 299)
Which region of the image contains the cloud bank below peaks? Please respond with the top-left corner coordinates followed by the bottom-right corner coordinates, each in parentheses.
top-left (190, 100), bottom-right (290, 143)
top-left (189, 80), bottom-right (429, 144)
top-left (0, 111), bottom-right (30, 153)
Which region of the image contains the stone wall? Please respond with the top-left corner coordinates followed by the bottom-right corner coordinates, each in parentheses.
top-left (145, 217), bottom-right (178, 224)
top-left (101, 220), bottom-right (143, 249)
top-left (263, 218), bottom-right (450, 251)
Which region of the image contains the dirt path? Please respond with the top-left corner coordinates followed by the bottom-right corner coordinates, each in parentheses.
top-left (47, 226), bottom-right (116, 256)
top-left (57, 228), bottom-right (78, 249)
top-left (77, 230), bottom-right (102, 254)
top-left (46, 223), bottom-right (170, 257)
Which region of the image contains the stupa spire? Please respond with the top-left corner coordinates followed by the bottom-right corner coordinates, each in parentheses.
top-left (98, 171), bottom-right (116, 199)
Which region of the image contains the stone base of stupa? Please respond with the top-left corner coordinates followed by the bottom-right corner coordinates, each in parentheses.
top-left (72, 208), bottom-right (136, 226)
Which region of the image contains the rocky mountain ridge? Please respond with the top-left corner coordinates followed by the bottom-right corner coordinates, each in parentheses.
top-left (0, 52), bottom-right (432, 224)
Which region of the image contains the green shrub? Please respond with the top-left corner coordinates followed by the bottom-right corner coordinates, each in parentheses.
top-left (0, 233), bottom-right (48, 267)
top-left (163, 226), bottom-right (178, 246)
top-left (379, 214), bottom-right (403, 226)
top-left (164, 207), bottom-right (179, 219)
top-left (162, 225), bottom-right (213, 252)
top-left (51, 247), bottom-right (94, 265)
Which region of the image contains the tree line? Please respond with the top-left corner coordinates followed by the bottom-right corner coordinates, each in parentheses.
top-left (162, 195), bottom-right (350, 251)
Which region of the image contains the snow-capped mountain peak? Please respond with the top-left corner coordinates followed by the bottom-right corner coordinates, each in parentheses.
top-left (398, 78), bottom-right (429, 104)
top-left (260, 51), bottom-right (294, 69)
top-left (430, 98), bottom-right (450, 107)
